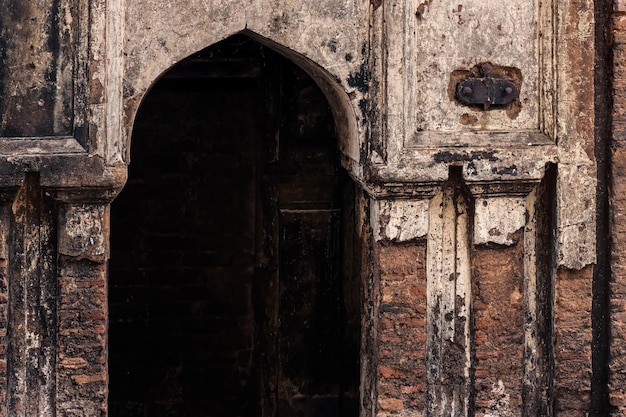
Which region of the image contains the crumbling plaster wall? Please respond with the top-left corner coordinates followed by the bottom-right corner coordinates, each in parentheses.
top-left (0, 0), bottom-right (611, 414)
top-left (77, 0), bottom-right (596, 415)
top-left (115, 0), bottom-right (598, 267)
top-left (115, 0), bottom-right (370, 167)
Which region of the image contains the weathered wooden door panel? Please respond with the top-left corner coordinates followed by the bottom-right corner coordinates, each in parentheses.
top-left (277, 209), bottom-right (345, 416)
top-left (255, 44), bottom-right (360, 417)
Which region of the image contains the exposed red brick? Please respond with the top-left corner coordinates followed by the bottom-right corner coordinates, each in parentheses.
top-left (612, 8), bottom-right (626, 413)
top-left (472, 240), bottom-right (525, 414)
top-left (379, 366), bottom-right (406, 379)
top-left (378, 243), bottom-right (426, 276)
top-left (71, 373), bottom-right (107, 385)
top-left (56, 257), bottom-right (108, 417)
top-left (0, 262), bottom-right (6, 417)
top-left (59, 358), bottom-right (88, 369)
top-left (378, 398), bottom-right (404, 412)
top-left (376, 242), bottom-right (428, 414)
top-left (554, 267), bottom-right (592, 414)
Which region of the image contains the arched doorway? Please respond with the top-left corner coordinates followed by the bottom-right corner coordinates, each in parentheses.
top-left (108, 34), bottom-right (360, 417)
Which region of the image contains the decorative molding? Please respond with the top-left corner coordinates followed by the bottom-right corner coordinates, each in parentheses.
top-left (426, 177), bottom-right (472, 416)
top-left (105, 0), bottom-right (126, 164)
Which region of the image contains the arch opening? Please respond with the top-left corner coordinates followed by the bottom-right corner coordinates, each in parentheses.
top-left (109, 34), bottom-right (361, 417)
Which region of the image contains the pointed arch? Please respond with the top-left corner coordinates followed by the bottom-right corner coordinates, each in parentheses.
top-left (122, 30), bottom-right (360, 166)
top-left (109, 33), bottom-right (363, 416)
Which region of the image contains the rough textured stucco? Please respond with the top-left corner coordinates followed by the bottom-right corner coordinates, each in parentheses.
top-left (474, 197), bottom-right (525, 246)
top-left (123, 0), bottom-right (364, 96)
top-left (120, 0), bottom-right (368, 166)
top-left (367, 0), bottom-right (596, 271)
top-left (554, 0), bottom-right (597, 270)
top-left (7, 175), bottom-right (57, 416)
top-left (59, 204), bottom-right (108, 262)
top-left (408, 0), bottom-right (538, 133)
top-left (0, 0), bottom-right (75, 137)
top-left (371, 199), bottom-right (429, 242)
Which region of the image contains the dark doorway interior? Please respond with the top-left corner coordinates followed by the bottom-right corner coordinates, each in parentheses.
top-left (108, 35), bottom-right (360, 417)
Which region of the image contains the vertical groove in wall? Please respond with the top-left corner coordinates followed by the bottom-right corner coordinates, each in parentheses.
top-left (523, 166), bottom-right (557, 417)
top-left (0, 4), bottom-right (6, 130)
top-left (367, 0), bottom-right (385, 161)
top-left (523, 187), bottom-right (540, 417)
top-left (426, 171), bottom-right (472, 417)
top-left (73, 0), bottom-right (89, 144)
top-left (544, 165), bottom-right (558, 417)
top-left (47, 0), bottom-right (61, 134)
top-left (608, 0), bottom-right (626, 412)
top-left (52, 0), bottom-right (79, 137)
top-left (39, 188), bottom-right (57, 417)
top-left (7, 173), bottom-right (57, 417)
top-left (359, 192), bottom-right (377, 417)
top-left (6, 177), bottom-right (27, 417)
top-left (591, 0), bottom-right (612, 413)
top-left (0, 196), bottom-right (14, 417)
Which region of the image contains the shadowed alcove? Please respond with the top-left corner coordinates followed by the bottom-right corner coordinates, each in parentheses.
top-left (108, 34), bottom-right (360, 417)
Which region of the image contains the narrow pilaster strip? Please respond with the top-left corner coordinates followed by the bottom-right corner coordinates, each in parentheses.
top-left (7, 174), bottom-right (57, 417)
top-left (426, 176), bottom-right (472, 416)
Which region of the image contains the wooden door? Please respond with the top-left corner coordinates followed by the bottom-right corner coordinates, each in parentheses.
top-left (255, 52), bottom-right (359, 417)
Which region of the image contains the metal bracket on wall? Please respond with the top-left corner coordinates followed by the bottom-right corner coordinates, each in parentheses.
top-left (456, 77), bottom-right (519, 110)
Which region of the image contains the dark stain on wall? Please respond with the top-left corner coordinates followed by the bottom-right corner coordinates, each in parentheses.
top-left (0, 0), bottom-right (74, 137)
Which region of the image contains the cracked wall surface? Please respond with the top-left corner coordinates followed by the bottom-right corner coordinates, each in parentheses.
top-left (0, 0), bottom-right (614, 414)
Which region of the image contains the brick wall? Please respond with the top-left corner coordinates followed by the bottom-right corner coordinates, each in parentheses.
top-left (375, 242), bottom-right (428, 415)
top-left (611, 0), bottom-right (626, 413)
top-left (369, 170), bottom-right (571, 416)
top-left (472, 238), bottom-right (525, 415)
top-left (554, 268), bottom-right (593, 415)
top-left (57, 258), bottom-right (108, 416)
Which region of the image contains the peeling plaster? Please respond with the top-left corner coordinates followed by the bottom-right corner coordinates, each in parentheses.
top-left (371, 198), bottom-right (429, 241)
top-left (59, 204), bottom-right (109, 262)
top-left (474, 197), bottom-right (526, 246)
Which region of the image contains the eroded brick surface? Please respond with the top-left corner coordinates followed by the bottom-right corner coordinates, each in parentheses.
top-left (56, 259), bottom-right (108, 417)
top-left (612, 1), bottom-right (626, 413)
top-left (554, 267), bottom-right (592, 415)
top-left (375, 242), bottom-right (427, 415)
top-left (472, 241), bottom-right (525, 415)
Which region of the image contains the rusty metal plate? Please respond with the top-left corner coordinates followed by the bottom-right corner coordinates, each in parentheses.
top-left (456, 77), bottom-right (519, 110)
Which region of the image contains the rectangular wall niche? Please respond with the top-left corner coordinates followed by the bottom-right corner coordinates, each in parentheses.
top-left (0, 0), bottom-right (87, 140)
top-left (379, 0), bottom-right (556, 146)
